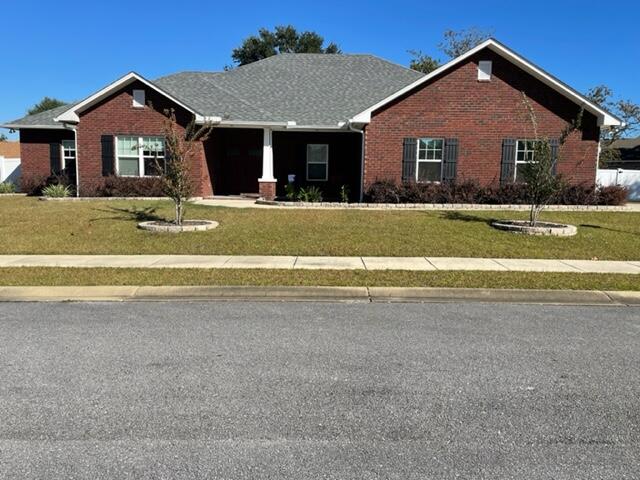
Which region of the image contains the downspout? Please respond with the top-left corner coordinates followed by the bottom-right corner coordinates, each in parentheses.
top-left (348, 121), bottom-right (365, 202)
top-left (63, 124), bottom-right (80, 197)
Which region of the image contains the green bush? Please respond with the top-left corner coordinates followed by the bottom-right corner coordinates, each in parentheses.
top-left (42, 184), bottom-right (72, 198)
top-left (297, 186), bottom-right (323, 202)
top-left (0, 182), bottom-right (16, 193)
top-left (339, 184), bottom-right (350, 203)
top-left (284, 182), bottom-right (297, 201)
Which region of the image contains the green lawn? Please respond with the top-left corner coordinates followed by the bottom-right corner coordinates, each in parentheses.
top-left (0, 196), bottom-right (639, 259)
top-left (0, 268), bottom-right (638, 291)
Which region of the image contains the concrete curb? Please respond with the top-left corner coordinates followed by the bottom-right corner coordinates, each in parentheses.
top-left (0, 286), bottom-right (638, 305)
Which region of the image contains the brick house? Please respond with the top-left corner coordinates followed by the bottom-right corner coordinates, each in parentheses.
top-left (2, 39), bottom-right (620, 200)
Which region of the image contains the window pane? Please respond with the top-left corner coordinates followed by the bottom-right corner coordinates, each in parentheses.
top-left (307, 144), bottom-right (328, 164)
top-left (117, 137), bottom-right (137, 156)
top-left (119, 158), bottom-right (139, 176)
top-left (515, 166), bottom-right (526, 183)
top-left (143, 137), bottom-right (164, 157)
top-left (417, 162), bottom-right (441, 182)
top-left (308, 162), bottom-right (327, 180)
top-left (418, 149), bottom-right (426, 160)
top-left (418, 139), bottom-right (428, 150)
top-left (432, 139), bottom-right (443, 150)
top-left (144, 158), bottom-right (163, 176)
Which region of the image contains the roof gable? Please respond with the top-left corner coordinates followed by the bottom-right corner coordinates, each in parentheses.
top-left (349, 39), bottom-right (621, 127)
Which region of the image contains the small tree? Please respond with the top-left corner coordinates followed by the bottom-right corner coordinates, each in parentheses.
top-left (586, 85), bottom-right (640, 167)
top-left (520, 93), bottom-right (582, 226)
top-left (156, 109), bottom-right (214, 225)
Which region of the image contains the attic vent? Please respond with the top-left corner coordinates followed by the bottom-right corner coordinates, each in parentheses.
top-left (478, 61), bottom-right (492, 81)
top-left (132, 89), bottom-right (145, 108)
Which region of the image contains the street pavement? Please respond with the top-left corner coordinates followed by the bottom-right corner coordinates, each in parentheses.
top-left (0, 301), bottom-right (638, 479)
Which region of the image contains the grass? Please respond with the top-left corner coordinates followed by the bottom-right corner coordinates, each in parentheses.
top-left (0, 196), bottom-right (639, 259)
top-left (0, 268), bottom-right (638, 291)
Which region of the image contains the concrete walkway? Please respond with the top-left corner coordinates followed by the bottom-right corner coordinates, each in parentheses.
top-left (0, 255), bottom-right (639, 274)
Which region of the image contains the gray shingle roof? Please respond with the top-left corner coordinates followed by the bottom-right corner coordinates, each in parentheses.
top-left (3, 103), bottom-right (75, 128)
top-left (4, 54), bottom-right (424, 129)
top-left (154, 54), bottom-right (424, 125)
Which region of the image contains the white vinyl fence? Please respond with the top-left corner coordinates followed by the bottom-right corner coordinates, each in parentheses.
top-left (597, 168), bottom-right (640, 201)
top-left (0, 156), bottom-right (21, 186)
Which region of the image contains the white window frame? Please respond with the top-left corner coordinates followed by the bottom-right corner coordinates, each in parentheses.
top-left (61, 139), bottom-right (76, 170)
top-left (115, 135), bottom-right (165, 177)
top-left (132, 89), bottom-right (146, 108)
top-left (416, 138), bottom-right (444, 183)
top-left (306, 144), bottom-right (329, 181)
top-left (514, 139), bottom-right (537, 181)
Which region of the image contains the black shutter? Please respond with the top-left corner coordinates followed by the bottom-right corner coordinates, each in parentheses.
top-left (49, 142), bottom-right (61, 175)
top-left (402, 138), bottom-right (417, 183)
top-left (550, 138), bottom-right (559, 176)
top-left (101, 135), bottom-right (114, 176)
top-left (500, 138), bottom-right (517, 184)
top-left (442, 138), bottom-right (458, 182)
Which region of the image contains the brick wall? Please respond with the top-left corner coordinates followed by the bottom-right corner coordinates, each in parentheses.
top-left (20, 129), bottom-right (74, 180)
top-left (76, 80), bottom-right (213, 196)
top-left (364, 48), bottom-right (600, 187)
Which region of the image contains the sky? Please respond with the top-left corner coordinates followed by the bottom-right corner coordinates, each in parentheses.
top-left (2, 0), bottom-right (639, 140)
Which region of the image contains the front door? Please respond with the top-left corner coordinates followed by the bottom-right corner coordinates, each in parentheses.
top-left (212, 129), bottom-right (262, 195)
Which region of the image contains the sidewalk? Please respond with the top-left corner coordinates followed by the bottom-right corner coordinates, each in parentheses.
top-left (0, 255), bottom-right (639, 274)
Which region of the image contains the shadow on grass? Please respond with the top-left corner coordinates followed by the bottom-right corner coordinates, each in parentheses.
top-left (90, 206), bottom-right (165, 224)
top-left (439, 211), bottom-right (493, 225)
top-left (579, 223), bottom-right (639, 237)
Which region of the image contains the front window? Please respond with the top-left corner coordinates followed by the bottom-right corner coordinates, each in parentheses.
top-left (116, 136), bottom-right (165, 177)
top-left (61, 139), bottom-right (76, 170)
top-left (515, 139), bottom-right (536, 182)
top-left (416, 138), bottom-right (443, 182)
top-left (306, 144), bottom-right (328, 181)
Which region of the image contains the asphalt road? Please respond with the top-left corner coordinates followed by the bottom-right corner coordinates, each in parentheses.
top-left (0, 301), bottom-right (638, 479)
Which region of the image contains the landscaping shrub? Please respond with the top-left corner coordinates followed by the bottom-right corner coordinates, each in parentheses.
top-left (596, 185), bottom-right (628, 206)
top-left (20, 173), bottom-right (70, 196)
top-left (98, 176), bottom-right (165, 197)
top-left (297, 186), bottom-right (323, 202)
top-left (365, 179), bottom-right (402, 203)
top-left (363, 180), bottom-right (627, 206)
top-left (42, 184), bottom-right (72, 198)
top-left (0, 182), bottom-right (16, 193)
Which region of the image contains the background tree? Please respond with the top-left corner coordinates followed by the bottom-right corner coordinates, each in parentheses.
top-left (586, 85), bottom-right (640, 167)
top-left (27, 97), bottom-right (66, 115)
top-left (438, 28), bottom-right (493, 58)
top-left (408, 50), bottom-right (441, 74)
top-left (409, 27), bottom-right (492, 73)
top-left (231, 25), bottom-right (341, 66)
top-left (0, 133), bottom-right (7, 142)
top-left (156, 110), bottom-right (214, 225)
top-left (521, 93), bottom-right (583, 226)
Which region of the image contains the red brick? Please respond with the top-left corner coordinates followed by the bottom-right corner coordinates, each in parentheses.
top-left (364, 48), bottom-right (600, 187)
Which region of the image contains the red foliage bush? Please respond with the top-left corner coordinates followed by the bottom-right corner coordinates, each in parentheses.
top-left (363, 180), bottom-right (627, 206)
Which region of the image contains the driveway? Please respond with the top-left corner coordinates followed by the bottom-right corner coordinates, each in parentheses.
top-left (0, 301), bottom-right (638, 479)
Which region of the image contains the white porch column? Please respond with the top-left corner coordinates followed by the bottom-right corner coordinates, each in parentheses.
top-left (258, 128), bottom-right (276, 182)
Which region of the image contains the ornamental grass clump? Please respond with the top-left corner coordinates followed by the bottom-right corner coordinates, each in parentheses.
top-left (42, 184), bottom-right (72, 198)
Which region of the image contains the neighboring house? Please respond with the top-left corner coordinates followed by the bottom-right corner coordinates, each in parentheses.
top-left (1, 39), bottom-right (621, 200)
top-left (0, 140), bottom-right (21, 185)
top-left (608, 137), bottom-right (640, 170)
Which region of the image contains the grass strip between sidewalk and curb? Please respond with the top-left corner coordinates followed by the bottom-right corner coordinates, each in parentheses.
top-left (0, 267), bottom-right (638, 291)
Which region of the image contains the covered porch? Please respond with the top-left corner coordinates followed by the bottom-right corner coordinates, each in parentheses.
top-left (204, 127), bottom-right (363, 201)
